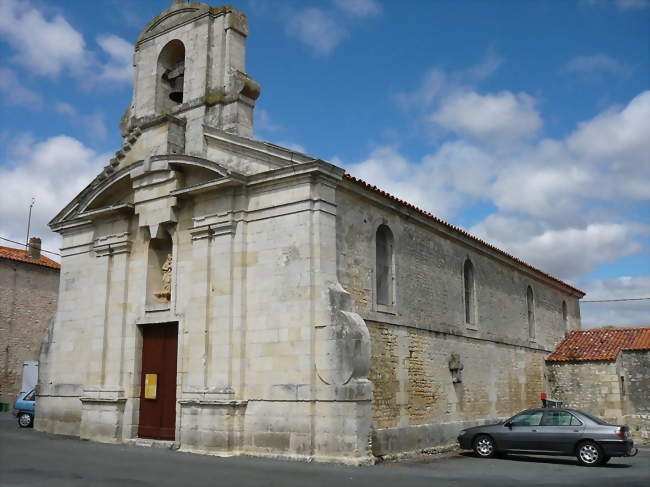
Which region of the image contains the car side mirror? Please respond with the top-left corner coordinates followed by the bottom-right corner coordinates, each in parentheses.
top-left (504, 421), bottom-right (512, 428)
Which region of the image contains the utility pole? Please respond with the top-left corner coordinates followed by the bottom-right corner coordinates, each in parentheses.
top-left (25, 198), bottom-right (35, 250)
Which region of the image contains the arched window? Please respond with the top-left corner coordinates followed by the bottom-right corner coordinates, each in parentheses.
top-left (463, 258), bottom-right (475, 324)
top-left (157, 39), bottom-right (185, 113)
top-left (376, 225), bottom-right (394, 306)
top-left (527, 286), bottom-right (535, 339)
top-left (562, 300), bottom-right (568, 330)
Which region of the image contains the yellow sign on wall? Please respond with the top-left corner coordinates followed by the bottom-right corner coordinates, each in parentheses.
top-left (144, 374), bottom-right (157, 400)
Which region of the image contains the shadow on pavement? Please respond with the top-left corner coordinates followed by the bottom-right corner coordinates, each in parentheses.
top-left (458, 451), bottom-right (632, 468)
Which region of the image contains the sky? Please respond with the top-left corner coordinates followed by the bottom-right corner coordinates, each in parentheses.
top-left (0, 0), bottom-right (648, 328)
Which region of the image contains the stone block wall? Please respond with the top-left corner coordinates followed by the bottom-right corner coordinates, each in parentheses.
top-left (546, 353), bottom-right (650, 441)
top-left (0, 259), bottom-right (60, 406)
top-left (368, 322), bottom-right (546, 454)
top-left (546, 361), bottom-right (623, 423)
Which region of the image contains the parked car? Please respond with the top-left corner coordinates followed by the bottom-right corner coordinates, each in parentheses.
top-left (457, 408), bottom-right (638, 466)
top-left (14, 389), bottom-right (35, 428)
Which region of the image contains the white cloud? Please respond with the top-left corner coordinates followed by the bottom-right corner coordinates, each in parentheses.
top-left (95, 34), bottom-right (133, 84)
top-left (255, 109), bottom-right (283, 134)
top-left (615, 0), bottom-right (649, 9)
top-left (567, 91), bottom-right (650, 166)
top-left (566, 54), bottom-right (630, 77)
top-left (580, 276), bottom-right (650, 328)
top-left (342, 88), bottom-right (650, 284)
top-left (431, 91), bottom-right (543, 146)
top-left (0, 67), bottom-right (43, 107)
top-left (0, 135), bottom-right (108, 259)
top-left (0, 0), bottom-right (88, 77)
top-left (471, 221), bottom-right (643, 282)
top-left (55, 103), bottom-right (108, 140)
top-left (0, 0), bottom-right (132, 87)
top-left (333, 0), bottom-right (381, 17)
top-left (286, 8), bottom-right (346, 55)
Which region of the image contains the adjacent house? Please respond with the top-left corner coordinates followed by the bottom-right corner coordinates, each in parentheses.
top-left (0, 238), bottom-right (60, 408)
top-left (546, 327), bottom-right (650, 441)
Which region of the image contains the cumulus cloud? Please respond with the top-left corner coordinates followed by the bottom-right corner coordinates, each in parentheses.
top-left (580, 276), bottom-right (650, 328)
top-left (55, 103), bottom-right (108, 140)
top-left (0, 0), bottom-right (88, 76)
top-left (0, 135), bottom-right (108, 258)
top-left (0, 67), bottom-right (43, 107)
top-left (0, 0), bottom-right (132, 87)
top-left (333, 0), bottom-right (381, 17)
top-left (95, 34), bottom-right (133, 84)
top-left (565, 54), bottom-right (631, 78)
top-left (567, 91), bottom-right (650, 167)
top-left (431, 91), bottom-right (543, 146)
top-left (286, 8), bottom-right (346, 55)
top-left (344, 85), bottom-right (650, 285)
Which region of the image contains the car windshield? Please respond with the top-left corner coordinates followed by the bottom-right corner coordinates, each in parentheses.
top-left (576, 410), bottom-right (610, 425)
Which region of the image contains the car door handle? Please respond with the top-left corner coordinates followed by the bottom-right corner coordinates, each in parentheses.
top-left (573, 430), bottom-right (580, 432)
top-left (532, 429), bottom-right (538, 432)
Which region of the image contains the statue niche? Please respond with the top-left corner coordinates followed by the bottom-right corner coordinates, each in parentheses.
top-left (146, 232), bottom-right (173, 307)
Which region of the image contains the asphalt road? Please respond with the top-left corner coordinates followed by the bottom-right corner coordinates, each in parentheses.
top-left (0, 413), bottom-right (648, 487)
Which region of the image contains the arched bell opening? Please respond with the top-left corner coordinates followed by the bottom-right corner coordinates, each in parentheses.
top-left (156, 39), bottom-right (185, 113)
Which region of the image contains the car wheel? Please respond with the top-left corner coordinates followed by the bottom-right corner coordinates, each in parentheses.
top-left (473, 434), bottom-right (496, 458)
top-left (18, 413), bottom-right (33, 428)
top-left (576, 441), bottom-right (603, 466)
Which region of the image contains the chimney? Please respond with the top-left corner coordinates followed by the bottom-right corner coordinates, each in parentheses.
top-left (28, 237), bottom-right (41, 260)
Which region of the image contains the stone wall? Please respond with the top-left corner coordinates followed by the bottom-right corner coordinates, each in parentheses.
top-left (546, 361), bottom-right (623, 423)
top-left (546, 353), bottom-right (650, 441)
top-left (367, 322), bottom-right (546, 455)
top-left (0, 259), bottom-right (60, 406)
top-left (335, 184), bottom-right (580, 454)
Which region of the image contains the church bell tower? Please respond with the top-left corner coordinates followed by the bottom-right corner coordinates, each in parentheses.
top-left (120, 1), bottom-right (261, 149)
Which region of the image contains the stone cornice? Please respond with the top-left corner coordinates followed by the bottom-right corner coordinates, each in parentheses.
top-left (189, 221), bottom-right (236, 241)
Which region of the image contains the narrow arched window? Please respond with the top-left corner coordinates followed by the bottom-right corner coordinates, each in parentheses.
top-left (157, 39), bottom-right (185, 113)
top-left (562, 300), bottom-right (568, 330)
top-left (463, 259), bottom-right (475, 324)
top-left (376, 225), bottom-right (394, 306)
top-left (527, 286), bottom-right (535, 339)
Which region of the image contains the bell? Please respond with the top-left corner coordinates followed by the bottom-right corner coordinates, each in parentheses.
top-left (169, 75), bottom-right (184, 103)
top-left (163, 61), bottom-right (185, 104)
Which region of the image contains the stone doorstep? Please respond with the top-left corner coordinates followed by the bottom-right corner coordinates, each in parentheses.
top-left (128, 438), bottom-right (178, 450)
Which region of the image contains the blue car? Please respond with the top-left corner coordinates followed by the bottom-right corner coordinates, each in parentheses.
top-left (14, 389), bottom-right (35, 428)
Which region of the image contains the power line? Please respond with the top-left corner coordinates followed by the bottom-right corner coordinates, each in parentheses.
top-left (0, 236), bottom-right (61, 256)
top-left (582, 297), bottom-right (650, 303)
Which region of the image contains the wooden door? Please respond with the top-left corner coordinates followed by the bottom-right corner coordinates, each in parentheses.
top-left (138, 323), bottom-right (178, 440)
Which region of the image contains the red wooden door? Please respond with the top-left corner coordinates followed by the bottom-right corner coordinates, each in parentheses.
top-left (138, 323), bottom-right (178, 440)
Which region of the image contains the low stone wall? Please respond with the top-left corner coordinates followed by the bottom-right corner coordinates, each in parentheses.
top-left (368, 322), bottom-right (546, 454)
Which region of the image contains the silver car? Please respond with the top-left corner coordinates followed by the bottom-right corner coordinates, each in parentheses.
top-left (457, 408), bottom-right (637, 466)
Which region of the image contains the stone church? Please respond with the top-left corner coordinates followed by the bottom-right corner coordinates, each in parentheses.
top-left (37, 1), bottom-right (584, 464)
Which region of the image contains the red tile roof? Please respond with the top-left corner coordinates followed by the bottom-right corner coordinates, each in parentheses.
top-left (343, 174), bottom-right (584, 296)
top-left (546, 327), bottom-right (650, 362)
top-left (0, 245), bottom-right (61, 270)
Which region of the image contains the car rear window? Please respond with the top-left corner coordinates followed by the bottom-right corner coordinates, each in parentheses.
top-left (577, 411), bottom-right (610, 425)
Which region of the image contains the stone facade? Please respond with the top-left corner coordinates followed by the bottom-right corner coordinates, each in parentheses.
top-left (0, 243), bottom-right (60, 406)
top-left (37, 1), bottom-right (583, 464)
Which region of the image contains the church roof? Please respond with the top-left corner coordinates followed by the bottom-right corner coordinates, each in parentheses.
top-left (0, 245), bottom-right (61, 270)
top-left (546, 327), bottom-right (650, 362)
top-left (344, 173), bottom-right (585, 297)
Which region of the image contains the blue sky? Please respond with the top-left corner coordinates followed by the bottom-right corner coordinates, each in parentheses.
top-left (0, 0), bottom-right (648, 327)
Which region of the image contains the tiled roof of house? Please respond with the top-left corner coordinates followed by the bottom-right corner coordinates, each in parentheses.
top-left (546, 327), bottom-right (650, 362)
top-left (343, 174), bottom-right (585, 296)
top-left (0, 245), bottom-right (61, 270)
